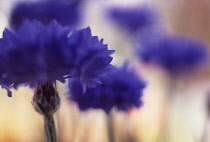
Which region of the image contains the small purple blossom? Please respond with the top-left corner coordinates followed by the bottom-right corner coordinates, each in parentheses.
top-left (137, 32), bottom-right (208, 75)
top-left (10, 0), bottom-right (82, 29)
top-left (108, 5), bottom-right (156, 33)
top-left (69, 63), bottom-right (146, 113)
top-left (0, 20), bottom-right (115, 96)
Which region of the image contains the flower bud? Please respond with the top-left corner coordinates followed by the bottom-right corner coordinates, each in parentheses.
top-left (32, 82), bottom-right (60, 116)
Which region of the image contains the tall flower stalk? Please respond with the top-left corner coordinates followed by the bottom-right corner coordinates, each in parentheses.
top-left (0, 20), bottom-right (115, 142)
top-left (107, 114), bottom-right (115, 142)
top-left (201, 92), bottom-right (210, 142)
top-left (137, 31), bottom-right (208, 142)
top-left (69, 63), bottom-right (146, 142)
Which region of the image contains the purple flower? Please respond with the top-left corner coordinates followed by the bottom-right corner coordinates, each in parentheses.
top-left (0, 20), bottom-right (115, 96)
top-left (108, 5), bottom-right (156, 33)
top-left (67, 28), bottom-right (116, 87)
top-left (137, 32), bottom-right (208, 75)
top-left (10, 0), bottom-right (82, 30)
top-left (69, 63), bottom-right (146, 113)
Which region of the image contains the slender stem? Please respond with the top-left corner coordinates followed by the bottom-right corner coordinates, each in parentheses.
top-left (32, 82), bottom-right (60, 142)
top-left (44, 114), bottom-right (57, 142)
top-left (159, 78), bottom-right (176, 142)
top-left (107, 114), bottom-right (114, 142)
top-left (201, 106), bottom-right (210, 142)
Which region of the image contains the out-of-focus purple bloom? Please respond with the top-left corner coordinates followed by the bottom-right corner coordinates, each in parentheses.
top-left (10, 0), bottom-right (82, 30)
top-left (69, 63), bottom-right (146, 113)
top-left (108, 5), bottom-right (157, 33)
top-left (137, 32), bottom-right (208, 75)
top-left (0, 20), bottom-right (115, 96)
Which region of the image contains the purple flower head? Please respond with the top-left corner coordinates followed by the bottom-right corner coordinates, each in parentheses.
top-left (108, 5), bottom-right (157, 34)
top-left (0, 20), bottom-right (115, 96)
top-left (66, 28), bottom-right (116, 88)
top-left (10, 0), bottom-right (82, 30)
top-left (69, 63), bottom-right (146, 113)
top-left (137, 32), bottom-right (208, 75)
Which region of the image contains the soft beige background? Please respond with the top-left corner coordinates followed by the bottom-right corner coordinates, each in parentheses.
top-left (0, 0), bottom-right (210, 142)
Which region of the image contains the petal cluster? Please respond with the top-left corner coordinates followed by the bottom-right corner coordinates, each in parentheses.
top-left (0, 20), bottom-right (115, 95)
top-left (69, 63), bottom-right (146, 113)
top-left (67, 28), bottom-right (116, 87)
top-left (138, 33), bottom-right (208, 75)
top-left (108, 6), bottom-right (156, 33)
top-left (10, 0), bottom-right (82, 29)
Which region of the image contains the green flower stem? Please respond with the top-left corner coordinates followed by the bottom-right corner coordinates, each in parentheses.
top-left (44, 114), bottom-right (57, 142)
top-left (32, 82), bottom-right (60, 142)
top-left (159, 78), bottom-right (177, 142)
top-left (107, 114), bottom-right (114, 142)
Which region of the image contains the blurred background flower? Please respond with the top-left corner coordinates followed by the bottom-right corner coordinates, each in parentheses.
top-left (69, 63), bottom-right (145, 113)
top-left (137, 32), bottom-right (208, 77)
top-left (9, 0), bottom-right (83, 30)
top-left (108, 5), bottom-right (157, 35)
